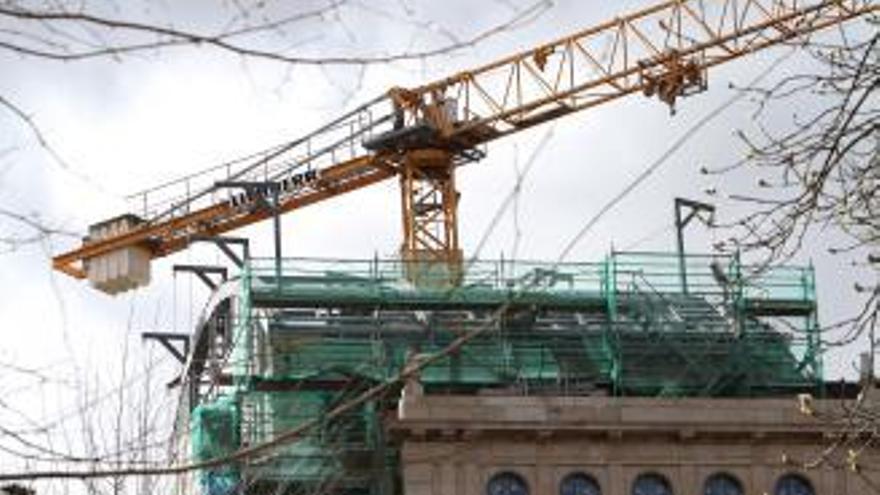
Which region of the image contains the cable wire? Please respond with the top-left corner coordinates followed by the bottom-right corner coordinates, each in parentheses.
top-left (556, 47), bottom-right (798, 264)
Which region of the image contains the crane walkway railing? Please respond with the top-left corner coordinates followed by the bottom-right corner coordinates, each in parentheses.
top-left (126, 94), bottom-right (395, 224)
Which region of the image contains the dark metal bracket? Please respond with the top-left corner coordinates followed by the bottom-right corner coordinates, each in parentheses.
top-left (674, 197), bottom-right (715, 294)
top-left (216, 180), bottom-right (283, 283)
top-left (142, 332), bottom-right (190, 364)
top-left (173, 264), bottom-right (228, 291)
top-left (192, 235), bottom-right (250, 268)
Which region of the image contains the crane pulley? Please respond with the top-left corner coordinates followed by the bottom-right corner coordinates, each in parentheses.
top-left (51, 0), bottom-right (878, 293)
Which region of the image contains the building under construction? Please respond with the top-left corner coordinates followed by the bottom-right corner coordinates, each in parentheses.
top-left (46, 1), bottom-right (879, 494)
top-left (175, 250), bottom-right (827, 495)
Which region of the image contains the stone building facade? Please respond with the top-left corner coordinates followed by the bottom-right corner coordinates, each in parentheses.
top-left (393, 391), bottom-right (877, 495)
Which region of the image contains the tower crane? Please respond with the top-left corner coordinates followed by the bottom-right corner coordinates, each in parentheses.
top-left (51, 0), bottom-right (877, 294)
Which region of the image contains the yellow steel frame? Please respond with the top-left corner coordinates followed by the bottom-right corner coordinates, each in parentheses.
top-left (52, 0), bottom-right (877, 282)
top-left (399, 0), bottom-right (875, 141)
top-left (52, 155), bottom-right (396, 278)
top-left (398, 149), bottom-right (462, 286)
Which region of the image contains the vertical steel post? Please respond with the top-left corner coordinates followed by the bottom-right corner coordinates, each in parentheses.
top-left (675, 202), bottom-right (687, 294)
top-left (673, 198), bottom-right (715, 294)
top-left (214, 180), bottom-right (282, 290)
top-left (272, 186), bottom-right (282, 292)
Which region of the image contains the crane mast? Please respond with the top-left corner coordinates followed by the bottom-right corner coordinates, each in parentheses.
top-left (51, 0), bottom-right (878, 293)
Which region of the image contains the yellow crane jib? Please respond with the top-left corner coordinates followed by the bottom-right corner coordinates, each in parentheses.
top-left (50, 0), bottom-right (879, 294)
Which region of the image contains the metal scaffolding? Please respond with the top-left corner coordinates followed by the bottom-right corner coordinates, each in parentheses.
top-left (181, 251), bottom-right (821, 494)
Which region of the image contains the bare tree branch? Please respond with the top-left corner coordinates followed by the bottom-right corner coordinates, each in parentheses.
top-left (710, 18), bottom-right (880, 471)
top-left (0, 94), bottom-right (71, 172)
top-left (0, 1), bottom-right (552, 65)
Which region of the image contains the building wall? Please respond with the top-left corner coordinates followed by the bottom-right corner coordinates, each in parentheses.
top-left (401, 439), bottom-right (876, 495)
top-left (393, 392), bottom-right (879, 495)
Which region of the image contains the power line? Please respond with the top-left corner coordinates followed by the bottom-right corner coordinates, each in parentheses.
top-left (556, 47), bottom-right (797, 264)
top-left (619, 223), bottom-right (675, 252)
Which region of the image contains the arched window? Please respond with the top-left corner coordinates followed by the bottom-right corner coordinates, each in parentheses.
top-left (487, 471), bottom-right (529, 495)
top-left (704, 473), bottom-right (743, 495)
top-left (632, 473), bottom-right (673, 495)
top-left (560, 472), bottom-right (602, 495)
top-left (775, 474), bottom-right (814, 495)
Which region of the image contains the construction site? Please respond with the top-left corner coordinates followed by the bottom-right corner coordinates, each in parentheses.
top-left (21, 0), bottom-right (878, 494)
top-left (175, 251), bottom-right (823, 494)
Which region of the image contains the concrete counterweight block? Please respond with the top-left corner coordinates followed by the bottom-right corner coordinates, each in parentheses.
top-left (85, 214), bottom-right (151, 295)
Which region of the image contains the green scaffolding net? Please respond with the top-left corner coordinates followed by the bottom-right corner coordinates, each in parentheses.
top-left (190, 251), bottom-right (822, 494)
top-left (191, 395), bottom-right (240, 494)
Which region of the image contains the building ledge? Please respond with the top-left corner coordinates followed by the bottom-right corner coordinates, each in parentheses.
top-left (392, 393), bottom-right (841, 438)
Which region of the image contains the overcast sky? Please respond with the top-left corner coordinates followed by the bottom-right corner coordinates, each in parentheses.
top-left (0, 0), bottom-right (875, 490)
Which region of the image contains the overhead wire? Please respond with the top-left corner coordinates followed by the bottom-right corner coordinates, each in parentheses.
top-left (619, 223), bottom-right (675, 252)
top-left (556, 47), bottom-right (798, 264)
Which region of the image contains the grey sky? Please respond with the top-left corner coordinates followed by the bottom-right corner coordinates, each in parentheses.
top-left (0, 0), bottom-right (875, 490)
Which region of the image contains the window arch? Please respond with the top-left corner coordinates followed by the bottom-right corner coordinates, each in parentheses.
top-left (632, 473), bottom-right (672, 495)
top-left (560, 472), bottom-right (601, 495)
top-left (487, 471), bottom-right (529, 495)
top-left (775, 474), bottom-right (814, 495)
top-left (704, 473), bottom-right (743, 495)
